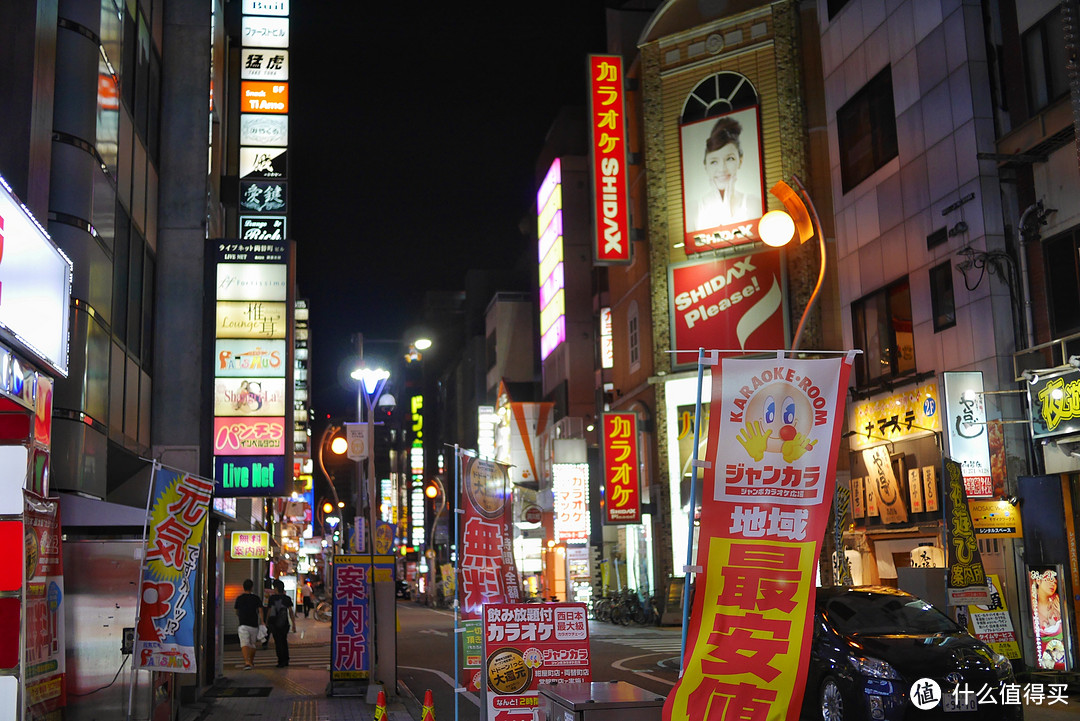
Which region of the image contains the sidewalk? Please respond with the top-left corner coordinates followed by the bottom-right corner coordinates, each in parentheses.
top-left (180, 614), bottom-right (416, 721)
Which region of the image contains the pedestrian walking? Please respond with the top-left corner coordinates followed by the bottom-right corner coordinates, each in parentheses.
top-left (233, 579), bottom-right (263, 670)
top-left (300, 581), bottom-right (314, 618)
top-left (265, 579), bottom-right (296, 667)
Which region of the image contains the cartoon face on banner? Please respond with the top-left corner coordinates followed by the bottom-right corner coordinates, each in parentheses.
top-left (741, 381), bottom-right (816, 459)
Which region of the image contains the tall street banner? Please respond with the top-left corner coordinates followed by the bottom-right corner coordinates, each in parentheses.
top-left (664, 354), bottom-right (854, 721)
top-left (861, 445), bottom-right (908, 524)
top-left (135, 467), bottom-right (213, 672)
top-left (331, 556), bottom-right (371, 682)
top-left (943, 457), bottom-right (991, 606)
top-left (23, 493), bottom-right (65, 716)
top-left (601, 412), bottom-right (641, 524)
top-left (460, 455), bottom-right (521, 691)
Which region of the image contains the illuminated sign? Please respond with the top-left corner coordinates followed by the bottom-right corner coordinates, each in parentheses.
top-left (215, 239), bottom-right (287, 264)
top-left (241, 49), bottom-right (289, 81)
top-left (668, 252), bottom-right (785, 367)
top-left (216, 263), bottom-right (287, 301)
top-left (679, 103), bottom-right (765, 254)
top-left (588, 55), bottom-right (631, 264)
top-left (239, 180), bottom-right (287, 214)
top-left (241, 16), bottom-right (289, 48)
top-left (0, 175), bottom-right (72, 377)
top-left (230, 531), bottom-right (270, 559)
top-left (552, 463), bottom-right (590, 544)
top-left (242, 0), bottom-right (288, 16)
top-left (537, 159), bottom-right (565, 361)
top-left (601, 413), bottom-right (640, 524)
top-left (216, 301), bottom-right (287, 339)
top-left (213, 417), bottom-right (286, 455)
top-left (241, 81), bottom-right (288, 113)
top-left (216, 340), bottom-right (286, 377)
top-left (240, 147), bottom-right (287, 179)
top-left (477, 405), bottom-right (497, 460)
top-left (240, 115), bottom-right (288, 146)
top-left (1028, 367), bottom-right (1080, 439)
top-left (942, 371), bottom-right (993, 498)
top-left (848, 382), bottom-right (942, 451)
top-left (599, 307), bottom-right (613, 369)
top-left (214, 455), bottom-right (286, 497)
top-left (240, 215), bottom-right (286, 241)
top-left (213, 377), bottom-right (286, 417)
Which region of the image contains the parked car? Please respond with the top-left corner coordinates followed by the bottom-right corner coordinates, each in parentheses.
top-left (802, 586), bottom-right (1020, 721)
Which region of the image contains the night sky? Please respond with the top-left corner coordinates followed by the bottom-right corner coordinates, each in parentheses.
top-left (288, 2), bottom-right (610, 417)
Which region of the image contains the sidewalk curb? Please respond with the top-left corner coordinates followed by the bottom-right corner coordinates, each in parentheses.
top-left (396, 679), bottom-right (422, 721)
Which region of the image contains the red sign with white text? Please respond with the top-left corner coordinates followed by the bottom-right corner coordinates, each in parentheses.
top-left (602, 412), bottom-right (641, 524)
top-left (663, 355), bottom-right (853, 721)
top-left (670, 251), bottom-right (785, 367)
top-left (588, 55), bottom-right (631, 264)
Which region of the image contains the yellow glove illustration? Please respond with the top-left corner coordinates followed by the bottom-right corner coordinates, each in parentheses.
top-left (781, 433), bottom-right (816, 463)
top-left (736, 421), bottom-right (772, 462)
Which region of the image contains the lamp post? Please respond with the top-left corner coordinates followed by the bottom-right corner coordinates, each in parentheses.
top-left (424, 478), bottom-right (446, 606)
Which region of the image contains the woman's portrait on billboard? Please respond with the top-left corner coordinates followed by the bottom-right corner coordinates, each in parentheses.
top-left (681, 107), bottom-right (764, 236)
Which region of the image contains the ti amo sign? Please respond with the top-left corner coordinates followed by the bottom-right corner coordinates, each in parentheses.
top-left (215, 455), bottom-right (286, 497)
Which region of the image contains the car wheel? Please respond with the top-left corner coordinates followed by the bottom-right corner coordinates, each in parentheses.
top-left (820, 676), bottom-right (844, 721)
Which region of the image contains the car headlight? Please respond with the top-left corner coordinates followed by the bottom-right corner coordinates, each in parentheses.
top-left (848, 654), bottom-right (902, 680)
top-left (991, 652), bottom-right (1013, 679)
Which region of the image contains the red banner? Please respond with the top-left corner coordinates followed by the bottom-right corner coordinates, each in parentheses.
top-left (24, 493), bottom-right (65, 716)
top-left (601, 412), bottom-right (641, 524)
top-left (670, 252), bottom-right (785, 367)
top-left (460, 456), bottom-right (521, 690)
top-left (588, 54), bottom-right (631, 264)
top-left (664, 354), bottom-right (853, 721)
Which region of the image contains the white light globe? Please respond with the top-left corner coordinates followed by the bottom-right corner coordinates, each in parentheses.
top-left (758, 210), bottom-right (796, 247)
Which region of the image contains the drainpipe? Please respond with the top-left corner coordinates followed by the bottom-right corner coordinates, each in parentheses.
top-left (1017, 201), bottom-right (1040, 350)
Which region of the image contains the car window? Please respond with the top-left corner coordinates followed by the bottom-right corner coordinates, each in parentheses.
top-left (824, 594), bottom-right (961, 636)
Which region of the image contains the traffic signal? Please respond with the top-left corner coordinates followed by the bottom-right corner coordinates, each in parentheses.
top-left (424, 483), bottom-right (438, 499)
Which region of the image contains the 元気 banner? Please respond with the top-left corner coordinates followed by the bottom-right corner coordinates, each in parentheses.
top-left (664, 354), bottom-right (854, 721)
top-left (135, 467), bottom-right (213, 673)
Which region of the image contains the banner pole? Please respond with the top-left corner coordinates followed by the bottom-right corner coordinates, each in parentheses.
top-left (127, 460), bottom-right (160, 721)
top-left (453, 444), bottom-right (461, 721)
top-left (678, 348), bottom-right (707, 676)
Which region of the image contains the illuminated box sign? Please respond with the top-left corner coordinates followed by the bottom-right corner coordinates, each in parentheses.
top-left (241, 49), bottom-right (289, 81)
top-left (477, 405), bottom-right (497, 460)
top-left (942, 371), bottom-right (993, 498)
top-left (848, 381), bottom-right (942, 451)
top-left (599, 307), bottom-right (613, 369)
top-left (214, 455), bottom-right (286, 497)
top-left (215, 239), bottom-right (287, 264)
top-left (214, 417), bottom-right (286, 455)
top-left (240, 115), bottom-right (288, 146)
top-left (242, 0), bottom-right (288, 16)
top-left (239, 180), bottom-right (287, 214)
top-left (216, 340), bottom-right (286, 377)
top-left (668, 251), bottom-right (785, 368)
top-left (230, 531), bottom-right (270, 559)
top-left (241, 81), bottom-right (288, 113)
top-left (242, 16), bottom-right (289, 48)
top-left (214, 377), bottom-right (286, 417)
top-left (679, 103), bottom-right (766, 255)
top-left (537, 159), bottom-right (565, 361)
top-left (1028, 367), bottom-right (1080, 439)
top-left (240, 215), bottom-right (286, 241)
top-left (0, 175), bottom-right (72, 377)
top-left (601, 412), bottom-right (641, 524)
top-left (217, 263), bottom-right (287, 301)
top-left (553, 463), bottom-right (590, 544)
top-left (240, 147), bottom-right (287, 180)
top-left (216, 301), bottom-right (286, 339)
top-left (588, 55), bottom-right (631, 264)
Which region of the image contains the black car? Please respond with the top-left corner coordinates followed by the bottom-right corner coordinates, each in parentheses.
top-left (802, 586), bottom-right (1020, 721)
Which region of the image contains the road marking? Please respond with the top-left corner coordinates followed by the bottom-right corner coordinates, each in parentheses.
top-left (612, 654), bottom-right (677, 688)
top-left (417, 629), bottom-right (448, 636)
top-left (400, 665), bottom-right (480, 707)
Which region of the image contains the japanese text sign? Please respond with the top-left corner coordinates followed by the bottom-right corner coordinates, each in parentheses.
top-left (553, 463), bottom-right (590, 544)
top-left (135, 467), bottom-right (213, 673)
top-left (861, 446), bottom-right (908, 524)
top-left (848, 381), bottom-right (941, 451)
top-left (229, 531), bottom-right (269, 559)
top-left (965, 575), bottom-right (1022, 660)
top-left (664, 354), bottom-right (853, 721)
top-left (943, 458), bottom-right (991, 606)
top-left (331, 556), bottom-right (370, 680)
top-left (587, 55), bottom-right (630, 264)
top-left (1029, 367), bottom-right (1080, 439)
top-left (602, 412), bottom-right (641, 524)
top-left (669, 252), bottom-right (785, 368)
top-left (942, 371), bottom-right (993, 498)
top-left (483, 602), bottom-right (590, 719)
top-left (23, 493), bottom-right (65, 715)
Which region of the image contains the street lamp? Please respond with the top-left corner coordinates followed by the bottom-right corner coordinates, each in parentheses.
top-left (758, 175), bottom-right (824, 351)
top-left (424, 478), bottom-right (446, 606)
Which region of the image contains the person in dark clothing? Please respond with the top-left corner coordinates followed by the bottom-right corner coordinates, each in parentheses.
top-left (264, 579), bottom-right (295, 667)
top-left (233, 579), bottom-right (264, 670)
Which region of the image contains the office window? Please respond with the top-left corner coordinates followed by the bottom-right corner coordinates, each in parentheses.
top-left (1024, 7), bottom-right (1069, 114)
top-left (837, 67), bottom-right (898, 193)
top-left (827, 0), bottom-right (850, 20)
top-left (851, 278), bottom-right (915, 386)
top-left (1044, 229), bottom-right (1080, 337)
top-left (929, 262), bottom-right (956, 332)
top-left (628, 301), bottom-right (640, 372)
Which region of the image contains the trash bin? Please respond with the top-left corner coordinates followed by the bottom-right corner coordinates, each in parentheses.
top-left (537, 681), bottom-right (665, 721)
